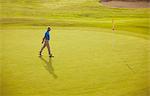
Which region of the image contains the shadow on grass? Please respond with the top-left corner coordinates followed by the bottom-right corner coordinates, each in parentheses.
top-left (39, 56), bottom-right (58, 79)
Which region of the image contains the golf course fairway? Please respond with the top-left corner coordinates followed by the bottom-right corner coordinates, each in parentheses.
top-left (0, 0), bottom-right (150, 96)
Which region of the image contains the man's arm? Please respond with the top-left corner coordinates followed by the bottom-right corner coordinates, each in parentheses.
top-left (42, 36), bottom-right (45, 44)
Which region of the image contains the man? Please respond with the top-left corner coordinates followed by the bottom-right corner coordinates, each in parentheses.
top-left (39, 27), bottom-right (54, 57)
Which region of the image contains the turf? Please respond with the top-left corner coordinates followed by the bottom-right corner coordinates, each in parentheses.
top-left (0, 0), bottom-right (150, 38)
top-left (0, 0), bottom-right (150, 96)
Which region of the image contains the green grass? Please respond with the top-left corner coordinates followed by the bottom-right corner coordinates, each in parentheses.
top-left (0, 0), bottom-right (150, 96)
top-left (0, 0), bottom-right (150, 38)
top-left (1, 27), bottom-right (149, 96)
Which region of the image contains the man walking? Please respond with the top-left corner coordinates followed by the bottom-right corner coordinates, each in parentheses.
top-left (39, 27), bottom-right (54, 57)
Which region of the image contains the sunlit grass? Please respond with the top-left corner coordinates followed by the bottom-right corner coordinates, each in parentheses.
top-left (0, 0), bottom-right (150, 96)
top-left (0, 0), bottom-right (149, 39)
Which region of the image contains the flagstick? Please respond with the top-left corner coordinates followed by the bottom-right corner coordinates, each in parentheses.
top-left (112, 18), bottom-right (115, 48)
top-left (112, 18), bottom-right (115, 31)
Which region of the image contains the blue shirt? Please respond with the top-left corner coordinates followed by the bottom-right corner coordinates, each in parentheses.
top-left (45, 31), bottom-right (50, 40)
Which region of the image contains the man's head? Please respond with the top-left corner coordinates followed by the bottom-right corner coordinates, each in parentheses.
top-left (47, 27), bottom-right (51, 31)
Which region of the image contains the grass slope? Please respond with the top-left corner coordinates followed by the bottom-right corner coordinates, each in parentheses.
top-left (0, 0), bottom-right (150, 38)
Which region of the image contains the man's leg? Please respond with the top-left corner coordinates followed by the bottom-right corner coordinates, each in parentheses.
top-left (46, 41), bottom-right (51, 56)
top-left (39, 43), bottom-right (46, 55)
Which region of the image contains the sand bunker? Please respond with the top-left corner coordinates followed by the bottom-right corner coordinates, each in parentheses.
top-left (101, 1), bottom-right (150, 8)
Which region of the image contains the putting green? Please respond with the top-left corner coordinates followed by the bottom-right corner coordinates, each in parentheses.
top-left (1, 27), bottom-right (149, 96)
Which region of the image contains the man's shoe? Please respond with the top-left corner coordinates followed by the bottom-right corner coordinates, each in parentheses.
top-left (49, 54), bottom-right (54, 58)
top-left (39, 52), bottom-right (42, 57)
